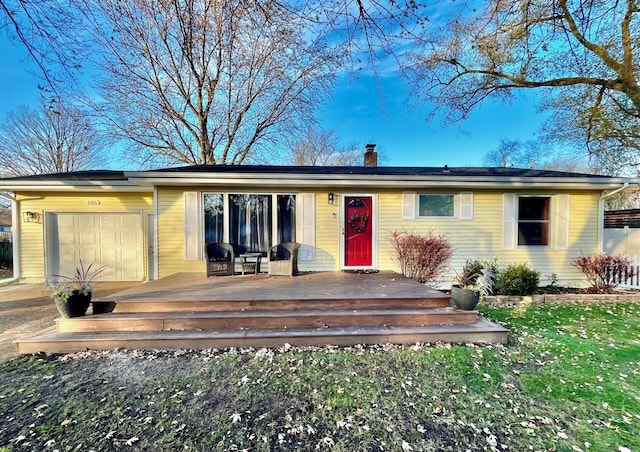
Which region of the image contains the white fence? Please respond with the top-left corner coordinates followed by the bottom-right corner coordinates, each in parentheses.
top-left (604, 228), bottom-right (640, 288)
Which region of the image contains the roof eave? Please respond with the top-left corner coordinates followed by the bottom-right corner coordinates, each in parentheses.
top-left (0, 180), bottom-right (153, 192)
top-left (125, 172), bottom-right (638, 190)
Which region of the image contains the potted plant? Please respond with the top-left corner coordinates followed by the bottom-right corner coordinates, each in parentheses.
top-left (451, 259), bottom-right (494, 310)
top-left (47, 261), bottom-right (107, 318)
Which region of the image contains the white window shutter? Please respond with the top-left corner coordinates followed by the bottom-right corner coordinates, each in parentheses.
top-left (554, 194), bottom-right (570, 250)
top-left (460, 192), bottom-right (473, 220)
top-left (503, 193), bottom-right (517, 249)
top-left (184, 192), bottom-right (201, 260)
top-left (297, 193), bottom-right (315, 261)
top-left (402, 192), bottom-right (416, 219)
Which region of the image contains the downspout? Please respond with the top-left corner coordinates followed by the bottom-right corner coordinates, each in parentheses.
top-left (598, 183), bottom-right (629, 253)
top-left (0, 192), bottom-right (20, 284)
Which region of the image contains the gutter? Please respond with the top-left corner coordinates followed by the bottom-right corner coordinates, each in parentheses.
top-left (0, 192), bottom-right (19, 284)
top-left (598, 183), bottom-right (631, 253)
top-left (124, 175), bottom-right (634, 190)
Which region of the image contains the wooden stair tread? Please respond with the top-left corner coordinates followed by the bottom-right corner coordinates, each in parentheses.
top-left (73, 307), bottom-right (466, 319)
top-left (112, 298), bottom-right (451, 313)
top-left (19, 317), bottom-right (507, 342)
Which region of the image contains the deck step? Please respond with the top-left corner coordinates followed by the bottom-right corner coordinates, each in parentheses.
top-left (111, 297), bottom-right (452, 313)
top-left (17, 317), bottom-right (509, 354)
top-left (56, 308), bottom-right (477, 333)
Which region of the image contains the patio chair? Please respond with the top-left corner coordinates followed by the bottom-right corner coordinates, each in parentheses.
top-left (268, 242), bottom-right (301, 277)
top-left (206, 242), bottom-right (235, 277)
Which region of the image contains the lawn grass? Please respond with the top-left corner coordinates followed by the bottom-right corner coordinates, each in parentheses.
top-left (0, 301), bottom-right (638, 451)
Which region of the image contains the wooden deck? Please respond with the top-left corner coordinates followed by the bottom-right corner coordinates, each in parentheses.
top-left (15, 272), bottom-right (508, 354)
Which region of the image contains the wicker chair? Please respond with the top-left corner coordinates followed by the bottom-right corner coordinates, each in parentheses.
top-left (206, 242), bottom-right (235, 277)
top-left (268, 242), bottom-right (301, 277)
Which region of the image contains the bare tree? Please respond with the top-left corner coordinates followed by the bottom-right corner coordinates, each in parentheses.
top-left (0, 0), bottom-right (86, 94)
top-left (70, 0), bottom-right (342, 167)
top-left (483, 138), bottom-right (545, 168)
top-left (0, 101), bottom-right (107, 176)
top-left (407, 0), bottom-right (640, 172)
top-left (288, 128), bottom-right (361, 166)
top-left (2, 0), bottom-right (421, 97)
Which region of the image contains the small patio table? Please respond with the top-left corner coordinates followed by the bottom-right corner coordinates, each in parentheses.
top-left (239, 252), bottom-right (262, 275)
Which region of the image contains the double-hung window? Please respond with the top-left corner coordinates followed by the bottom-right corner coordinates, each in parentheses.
top-left (517, 197), bottom-right (550, 246)
top-left (502, 193), bottom-right (568, 250)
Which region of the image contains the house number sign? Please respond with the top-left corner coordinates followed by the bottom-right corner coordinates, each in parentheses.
top-left (86, 200), bottom-right (101, 206)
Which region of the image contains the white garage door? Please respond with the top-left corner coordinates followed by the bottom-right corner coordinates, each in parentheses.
top-left (47, 212), bottom-right (143, 281)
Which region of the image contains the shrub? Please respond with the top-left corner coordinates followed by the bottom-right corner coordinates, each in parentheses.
top-left (390, 230), bottom-right (452, 284)
top-left (572, 253), bottom-right (631, 293)
top-left (494, 263), bottom-right (540, 296)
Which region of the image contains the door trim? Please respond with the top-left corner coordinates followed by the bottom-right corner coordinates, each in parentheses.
top-left (340, 193), bottom-right (377, 270)
top-left (145, 212), bottom-right (156, 281)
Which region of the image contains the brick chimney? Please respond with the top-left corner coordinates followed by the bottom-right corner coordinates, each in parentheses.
top-left (364, 144), bottom-right (378, 167)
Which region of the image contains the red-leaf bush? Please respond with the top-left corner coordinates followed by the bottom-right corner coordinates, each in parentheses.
top-left (572, 253), bottom-right (631, 293)
top-left (390, 231), bottom-right (452, 284)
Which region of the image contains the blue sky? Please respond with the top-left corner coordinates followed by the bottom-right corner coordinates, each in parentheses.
top-left (319, 73), bottom-right (543, 166)
top-left (1, 32), bottom-right (544, 168)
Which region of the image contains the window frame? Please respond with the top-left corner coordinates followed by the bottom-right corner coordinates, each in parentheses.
top-left (516, 195), bottom-right (551, 247)
top-left (201, 192), bottom-right (297, 254)
top-left (403, 192), bottom-right (472, 220)
top-left (416, 193), bottom-right (456, 219)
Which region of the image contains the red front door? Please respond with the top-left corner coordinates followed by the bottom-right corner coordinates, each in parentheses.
top-left (344, 196), bottom-right (373, 267)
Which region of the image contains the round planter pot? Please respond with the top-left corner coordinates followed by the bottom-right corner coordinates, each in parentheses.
top-left (92, 301), bottom-right (116, 315)
top-left (54, 291), bottom-right (92, 318)
top-left (451, 285), bottom-right (480, 311)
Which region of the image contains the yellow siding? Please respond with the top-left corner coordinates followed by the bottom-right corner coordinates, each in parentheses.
top-left (377, 189), bottom-right (600, 285)
top-left (309, 190), bottom-right (341, 271)
top-left (156, 186), bottom-right (602, 285)
top-left (157, 186), bottom-right (204, 277)
top-left (157, 187), bottom-right (345, 277)
top-left (16, 191), bottom-right (153, 282)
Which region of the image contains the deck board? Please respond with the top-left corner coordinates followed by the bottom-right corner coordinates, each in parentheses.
top-left (15, 271), bottom-right (509, 353)
top-left (18, 317), bottom-right (508, 354)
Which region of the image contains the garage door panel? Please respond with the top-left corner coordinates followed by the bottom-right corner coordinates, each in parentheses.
top-left (78, 215), bottom-right (97, 228)
top-left (99, 215), bottom-right (116, 228)
top-left (58, 230), bottom-right (77, 246)
top-left (100, 267), bottom-right (118, 280)
top-left (120, 248), bottom-right (139, 262)
top-left (79, 231), bottom-right (99, 245)
top-left (57, 215), bottom-right (77, 228)
top-left (119, 232), bottom-right (138, 246)
top-left (78, 249), bottom-right (100, 264)
top-left (48, 213), bottom-right (143, 281)
top-left (118, 215), bottom-right (138, 228)
top-left (98, 249), bottom-right (117, 263)
top-left (99, 231), bottom-right (117, 245)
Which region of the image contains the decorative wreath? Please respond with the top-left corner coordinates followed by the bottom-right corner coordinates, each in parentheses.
top-left (348, 212), bottom-right (369, 233)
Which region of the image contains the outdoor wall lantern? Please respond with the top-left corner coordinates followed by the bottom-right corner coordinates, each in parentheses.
top-left (24, 211), bottom-right (41, 223)
top-left (328, 192), bottom-right (335, 205)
